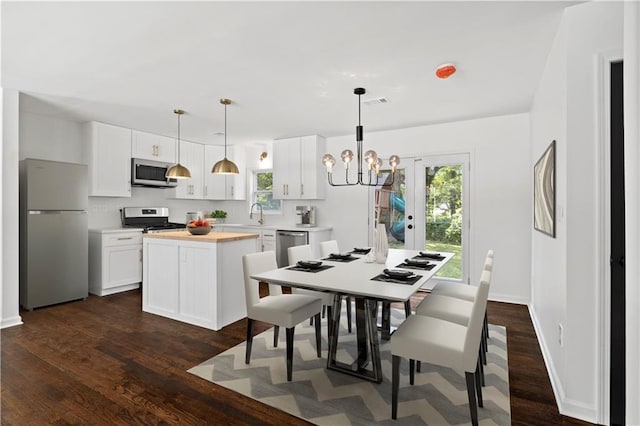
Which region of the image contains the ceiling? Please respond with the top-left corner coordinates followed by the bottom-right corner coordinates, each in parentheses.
top-left (2, 1), bottom-right (575, 146)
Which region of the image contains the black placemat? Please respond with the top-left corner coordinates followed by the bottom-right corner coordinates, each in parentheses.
top-left (395, 262), bottom-right (435, 271)
top-left (414, 253), bottom-right (446, 261)
top-left (349, 248), bottom-right (372, 255)
top-left (371, 273), bottom-right (422, 285)
top-left (286, 265), bottom-right (335, 273)
top-left (321, 256), bottom-right (358, 263)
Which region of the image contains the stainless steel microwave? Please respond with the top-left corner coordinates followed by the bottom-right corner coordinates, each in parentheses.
top-left (131, 158), bottom-right (178, 188)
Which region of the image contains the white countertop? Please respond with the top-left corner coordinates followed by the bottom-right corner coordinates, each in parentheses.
top-left (215, 223), bottom-right (332, 232)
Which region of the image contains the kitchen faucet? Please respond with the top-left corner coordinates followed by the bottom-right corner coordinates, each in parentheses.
top-left (250, 203), bottom-right (264, 225)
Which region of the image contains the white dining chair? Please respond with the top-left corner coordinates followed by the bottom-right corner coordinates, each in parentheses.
top-left (414, 250), bottom-right (494, 379)
top-left (318, 240), bottom-right (353, 333)
top-left (425, 250), bottom-right (494, 362)
top-left (242, 250), bottom-right (323, 382)
top-left (288, 244), bottom-right (344, 338)
top-left (391, 269), bottom-right (491, 426)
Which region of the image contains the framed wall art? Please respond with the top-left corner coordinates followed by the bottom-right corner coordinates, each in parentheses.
top-left (534, 140), bottom-right (556, 238)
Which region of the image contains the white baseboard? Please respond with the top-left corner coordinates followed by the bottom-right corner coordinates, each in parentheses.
top-left (1, 315), bottom-right (23, 329)
top-left (528, 304), bottom-right (598, 424)
top-left (488, 292), bottom-right (529, 305)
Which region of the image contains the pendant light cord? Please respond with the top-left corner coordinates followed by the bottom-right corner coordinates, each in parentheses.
top-left (224, 103), bottom-right (228, 158)
top-left (177, 112), bottom-right (181, 163)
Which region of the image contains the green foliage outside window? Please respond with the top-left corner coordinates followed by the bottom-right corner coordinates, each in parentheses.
top-left (253, 170), bottom-right (281, 212)
top-left (426, 165), bottom-right (462, 245)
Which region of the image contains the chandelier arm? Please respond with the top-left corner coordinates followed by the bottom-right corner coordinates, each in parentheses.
top-left (328, 171), bottom-right (358, 186)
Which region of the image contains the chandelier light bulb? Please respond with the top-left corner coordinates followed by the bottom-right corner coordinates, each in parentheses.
top-left (341, 149), bottom-right (354, 166)
top-left (374, 158), bottom-right (383, 175)
top-left (364, 150), bottom-right (378, 169)
top-left (389, 155), bottom-right (400, 172)
top-left (322, 153), bottom-right (336, 172)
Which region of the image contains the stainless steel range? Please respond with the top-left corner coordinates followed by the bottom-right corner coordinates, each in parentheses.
top-left (120, 207), bottom-right (185, 233)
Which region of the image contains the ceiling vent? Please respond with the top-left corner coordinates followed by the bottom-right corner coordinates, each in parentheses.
top-left (363, 96), bottom-right (389, 106)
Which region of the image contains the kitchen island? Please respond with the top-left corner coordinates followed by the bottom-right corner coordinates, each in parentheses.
top-left (142, 231), bottom-right (258, 331)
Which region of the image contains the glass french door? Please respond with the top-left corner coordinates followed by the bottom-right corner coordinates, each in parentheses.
top-left (369, 154), bottom-right (469, 288)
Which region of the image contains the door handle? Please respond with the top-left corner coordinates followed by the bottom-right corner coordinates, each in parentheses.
top-left (408, 215), bottom-right (413, 220)
top-left (407, 224), bottom-right (413, 230)
top-left (610, 256), bottom-right (626, 267)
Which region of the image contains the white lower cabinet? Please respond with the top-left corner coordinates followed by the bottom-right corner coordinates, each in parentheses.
top-left (89, 229), bottom-right (143, 296)
top-left (143, 236), bottom-right (257, 330)
top-left (224, 227), bottom-right (275, 253)
top-left (261, 230), bottom-right (276, 252)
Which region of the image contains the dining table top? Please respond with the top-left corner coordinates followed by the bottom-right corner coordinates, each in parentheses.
top-left (250, 248), bottom-right (454, 303)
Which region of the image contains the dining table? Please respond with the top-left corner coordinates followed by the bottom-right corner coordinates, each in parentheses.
top-left (250, 248), bottom-right (454, 383)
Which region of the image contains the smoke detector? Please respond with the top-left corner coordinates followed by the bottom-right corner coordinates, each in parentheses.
top-left (435, 63), bottom-right (457, 79)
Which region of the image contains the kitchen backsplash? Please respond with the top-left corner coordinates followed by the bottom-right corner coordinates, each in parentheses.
top-left (88, 187), bottom-right (322, 229)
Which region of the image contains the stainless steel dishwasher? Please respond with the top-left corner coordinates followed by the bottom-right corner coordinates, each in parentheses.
top-left (276, 230), bottom-right (309, 267)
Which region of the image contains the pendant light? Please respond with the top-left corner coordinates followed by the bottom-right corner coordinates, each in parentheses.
top-left (165, 109), bottom-right (191, 179)
top-left (212, 98), bottom-right (239, 175)
top-left (321, 88), bottom-right (399, 186)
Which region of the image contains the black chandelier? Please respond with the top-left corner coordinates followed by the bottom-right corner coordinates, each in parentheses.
top-left (321, 88), bottom-right (400, 186)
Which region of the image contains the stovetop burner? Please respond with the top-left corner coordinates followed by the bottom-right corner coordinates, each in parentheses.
top-left (121, 207), bottom-right (186, 233)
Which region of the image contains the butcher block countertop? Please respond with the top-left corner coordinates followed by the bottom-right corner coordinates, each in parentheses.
top-left (143, 230), bottom-right (258, 243)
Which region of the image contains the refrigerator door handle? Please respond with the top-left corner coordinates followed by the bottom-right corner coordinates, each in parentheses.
top-left (28, 210), bottom-right (88, 215)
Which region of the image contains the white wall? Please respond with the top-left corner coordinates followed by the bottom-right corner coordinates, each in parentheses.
top-left (530, 2), bottom-right (623, 422)
top-left (529, 8), bottom-right (569, 417)
top-left (20, 110), bottom-right (86, 164)
top-left (624, 2), bottom-right (640, 424)
top-left (317, 113), bottom-right (532, 304)
top-left (2, 90), bottom-right (23, 328)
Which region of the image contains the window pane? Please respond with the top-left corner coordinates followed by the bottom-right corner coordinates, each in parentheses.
top-left (425, 165), bottom-right (463, 279)
top-left (374, 168), bottom-right (406, 249)
top-left (252, 170), bottom-right (281, 213)
top-left (256, 172), bottom-right (273, 191)
top-left (255, 192), bottom-right (281, 211)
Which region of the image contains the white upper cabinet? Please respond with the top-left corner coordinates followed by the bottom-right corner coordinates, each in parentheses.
top-left (132, 130), bottom-right (176, 163)
top-left (169, 140), bottom-right (204, 199)
top-left (203, 145), bottom-right (227, 200)
top-left (203, 145), bottom-right (246, 200)
top-left (299, 135), bottom-right (326, 200)
top-left (84, 121), bottom-right (132, 197)
top-left (273, 135), bottom-right (326, 200)
top-left (225, 146), bottom-right (246, 200)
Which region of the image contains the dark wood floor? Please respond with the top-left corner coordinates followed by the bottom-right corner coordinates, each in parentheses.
top-left (1, 289), bottom-right (593, 425)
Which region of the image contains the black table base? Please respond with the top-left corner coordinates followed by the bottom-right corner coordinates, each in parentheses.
top-left (327, 295), bottom-right (383, 383)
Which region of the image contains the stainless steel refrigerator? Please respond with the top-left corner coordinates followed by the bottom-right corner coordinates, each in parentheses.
top-left (19, 159), bottom-right (89, 310)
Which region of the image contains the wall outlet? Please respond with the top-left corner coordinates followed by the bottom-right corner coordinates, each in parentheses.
top-left (558, 323), bottom-right (564, 347)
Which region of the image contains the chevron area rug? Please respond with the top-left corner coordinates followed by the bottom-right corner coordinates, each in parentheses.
top-left (189, 308), bottom-right (510, 425)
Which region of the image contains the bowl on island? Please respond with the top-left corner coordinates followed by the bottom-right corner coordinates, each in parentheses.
top-left (187, 219), bottom-right (212, 235)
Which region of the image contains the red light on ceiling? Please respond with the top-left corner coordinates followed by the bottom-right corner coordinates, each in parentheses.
top-left (435, 63), bottom-right (456, 79)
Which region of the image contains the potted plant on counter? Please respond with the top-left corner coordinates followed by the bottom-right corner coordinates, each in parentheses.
top-left (211, 210), bottom-right (227, 224)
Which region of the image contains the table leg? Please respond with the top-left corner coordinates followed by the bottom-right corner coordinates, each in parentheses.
top-left (380, 300), bottom-right (391, 341)
top-left (326, 296), bottom-right (383, 383)
top-left (355, 297), bottom-right (369, 367)
top-left (365, 298), bottom-right (382, 381)
top-left (327, 293), bottom-right (342, 365)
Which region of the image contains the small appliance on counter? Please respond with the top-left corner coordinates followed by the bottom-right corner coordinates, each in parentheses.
top-left (185, 211), bottom-right (204, 223)
top-left (120, 207), bottom-right (186, 233)
top-left (295, 205), bottom-right (316, 227)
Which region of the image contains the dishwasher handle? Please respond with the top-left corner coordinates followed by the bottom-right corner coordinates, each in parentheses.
top-left (277, 230), bottom-right (308, 237)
